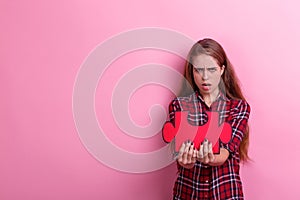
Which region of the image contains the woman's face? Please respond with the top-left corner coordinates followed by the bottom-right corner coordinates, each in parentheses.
top-left (192, 54), bottom-right (224, 97)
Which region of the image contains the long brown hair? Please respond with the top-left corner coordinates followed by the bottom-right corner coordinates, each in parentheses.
top-left (179, 38), bottom-right (250, 162)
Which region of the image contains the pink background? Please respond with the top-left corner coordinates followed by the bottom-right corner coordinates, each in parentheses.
top-left (1, 0), bottom-right (300, 199)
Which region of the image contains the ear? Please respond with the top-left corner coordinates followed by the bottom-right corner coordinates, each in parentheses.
top-left (220, 65), bottom-right (225, 76)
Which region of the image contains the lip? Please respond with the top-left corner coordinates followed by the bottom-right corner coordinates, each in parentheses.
top-left (201, 83), bottom-right (211, 91)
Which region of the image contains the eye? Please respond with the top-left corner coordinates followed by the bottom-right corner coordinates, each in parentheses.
top-left (194, 68), bottom-right (204, 73)
top-left (207, 67), bottom-right (217, 72)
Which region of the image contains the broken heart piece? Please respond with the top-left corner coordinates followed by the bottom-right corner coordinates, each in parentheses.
top-left (162, 111), bottom-right (232, 154)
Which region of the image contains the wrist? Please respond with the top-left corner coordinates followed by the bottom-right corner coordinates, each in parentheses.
top-left (178, 162), bottom-right (195, 169)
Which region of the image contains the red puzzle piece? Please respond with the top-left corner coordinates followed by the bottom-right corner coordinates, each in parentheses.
top-left (162, 111), bottom-right (232, 154)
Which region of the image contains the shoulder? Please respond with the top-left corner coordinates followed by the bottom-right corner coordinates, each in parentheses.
top-left (169, 93), bottom-right (198, 110)
top-left (229, 99), bottom-right (251, 118)
top-left (230, 99), bottom-right (250, 109)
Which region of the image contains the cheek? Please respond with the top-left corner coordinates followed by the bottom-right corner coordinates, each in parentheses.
top-left (214, 75), bottom-right (223, 85)
top-left (193, 73), bottom-right (202, 83)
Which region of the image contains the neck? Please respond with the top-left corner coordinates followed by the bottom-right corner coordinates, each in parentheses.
top-left (202, 89), bottom-right (220, 107)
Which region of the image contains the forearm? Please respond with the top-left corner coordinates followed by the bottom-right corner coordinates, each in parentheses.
top-left (178, 161), bottom-right (195, 169)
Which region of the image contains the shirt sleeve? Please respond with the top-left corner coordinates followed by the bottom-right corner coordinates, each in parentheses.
top-left (166, 98), bottom-right (183, 171)
top-left (220, 100), bottom-right (251, 155)
top-left (168, 98), bottom-right (182, 124)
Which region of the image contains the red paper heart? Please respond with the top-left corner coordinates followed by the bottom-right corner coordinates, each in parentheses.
top-left (162, 111), bottom-right (232, 154)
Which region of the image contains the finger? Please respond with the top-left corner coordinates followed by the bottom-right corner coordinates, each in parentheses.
top-left (178, 142), bottom-right (186, 156)
top-left (184, 141), bottom-right (191, 153)
top-left (182, 141), bottom-right (191, 164)
top-left (177, 142), bottom-right (186, 162)
top-left (202, 139), bottom-right (210, 164)
top-left (203, 139), bottom-right (209, 157)
top-left (187, 143), bottom-right (194, 163)
top-left (198, 144), bottom-right (204, 159)
top-left (193, 149), bottom-right (197, 158)
top-left (191, 149), bottom-right (197, 163)
top-left (208, 141), bottom-right (213, 152)
top-left (208, 142), bottom-right (215, 162)
top-left (204, 155), bottom-right (209, 164)
top-left (177, 153), bottom-right (183, 163)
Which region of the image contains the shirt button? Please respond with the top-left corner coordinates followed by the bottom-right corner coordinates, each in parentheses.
top-left (205, 180), bottom-right (209, 183)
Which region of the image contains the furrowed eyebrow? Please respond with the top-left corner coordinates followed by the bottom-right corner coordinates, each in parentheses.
top-left (193, 67), bottom-right (217, 70)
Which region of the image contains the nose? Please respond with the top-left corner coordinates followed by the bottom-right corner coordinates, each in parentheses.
top-left (202, 70), bottom-right (208, 80)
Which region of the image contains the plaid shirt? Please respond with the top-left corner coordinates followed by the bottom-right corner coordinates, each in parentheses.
top-left (169, 91), bottom-right (251, 200)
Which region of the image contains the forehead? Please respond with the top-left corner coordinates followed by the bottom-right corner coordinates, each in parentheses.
top-left (191, 54), bottom-right (219, 67)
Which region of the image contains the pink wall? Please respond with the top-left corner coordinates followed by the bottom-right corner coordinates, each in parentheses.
top-left (1, 0), bottom-right (300, 199)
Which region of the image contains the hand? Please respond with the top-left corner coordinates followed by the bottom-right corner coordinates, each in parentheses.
top-left (197, 139), bottom-right (215, 164)
top-left (177, 140), bottom-right (197, 169)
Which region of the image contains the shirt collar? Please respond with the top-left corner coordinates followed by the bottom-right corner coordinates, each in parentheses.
top-left (195, 90), bottom-right (229, 102)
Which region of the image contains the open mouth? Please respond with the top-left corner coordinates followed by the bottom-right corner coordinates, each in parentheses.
top-left (201, 83), bottom-right (211, 91)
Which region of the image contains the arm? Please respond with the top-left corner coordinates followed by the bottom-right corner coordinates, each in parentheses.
top-left (197, 100), bottom-right (250, 166)
top-left (220, 100), bottom-right (251, 155)
top-left (178, 162), bottom-right (196, 169)
top-left (166, 99), bottom-right (197, 169)
top-left (196, 140), bottom-right (229, 166)
top-left (208, 148), bottom-right (229, 166)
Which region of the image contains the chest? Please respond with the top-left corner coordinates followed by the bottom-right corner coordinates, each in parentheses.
top-left (182, 100), bottom-right (235, 125)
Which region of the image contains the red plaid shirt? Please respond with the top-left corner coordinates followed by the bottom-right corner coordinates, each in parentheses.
top-left (169, 91), bottom-right (251, 200)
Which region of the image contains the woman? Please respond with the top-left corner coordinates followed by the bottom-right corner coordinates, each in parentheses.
top-left (168, 38), bottom-right (251, 199)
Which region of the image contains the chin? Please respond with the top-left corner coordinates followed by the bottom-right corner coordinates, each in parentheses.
top-left (199, 90), bottom-right (211, 95)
